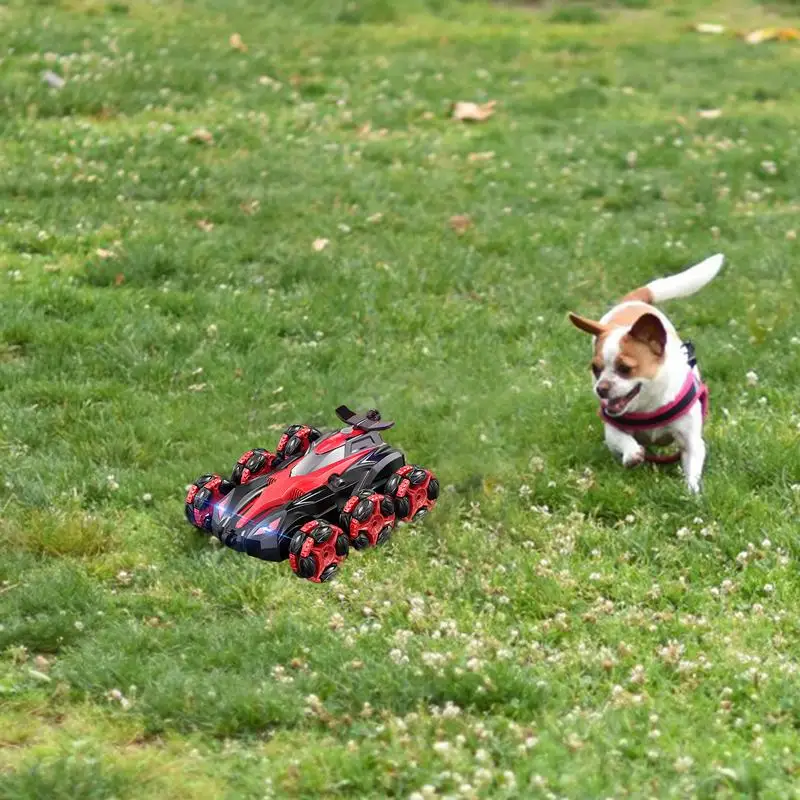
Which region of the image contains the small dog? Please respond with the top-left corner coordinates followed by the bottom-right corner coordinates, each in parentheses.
top-left (568, 254), bottom-right (724, 493)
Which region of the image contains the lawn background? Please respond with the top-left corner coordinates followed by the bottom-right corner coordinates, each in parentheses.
top-left (1, 0), bottom-right (800, 797)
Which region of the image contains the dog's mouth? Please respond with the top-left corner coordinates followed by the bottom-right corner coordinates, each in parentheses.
top-left (602, 384), bottom-right (641, 417)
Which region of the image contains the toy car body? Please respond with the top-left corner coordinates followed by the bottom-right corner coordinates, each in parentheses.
top-left (184, 406), bottom-right (439, 582)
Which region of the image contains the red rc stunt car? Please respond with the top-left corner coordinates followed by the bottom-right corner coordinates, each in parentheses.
top-left (184, 406), bottom-right (439, 582)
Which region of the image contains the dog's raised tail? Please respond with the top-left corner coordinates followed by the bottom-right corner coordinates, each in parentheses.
top-left (621, 253), bottom-right (725, 305)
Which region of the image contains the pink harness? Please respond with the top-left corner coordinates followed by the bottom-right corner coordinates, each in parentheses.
top-left (600, 371), bottom-right (709, 464)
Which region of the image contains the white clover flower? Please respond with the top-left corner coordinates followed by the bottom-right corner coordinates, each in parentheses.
top-left (442, 702), bottom-right (461, 719)
top-left (674, 755), bottom-right (694, 773)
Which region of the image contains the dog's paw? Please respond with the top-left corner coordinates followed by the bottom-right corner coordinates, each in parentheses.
top-left (686, 477), bottom-right (703, 495)
top-left (622, 446), bottom-right (646, 468)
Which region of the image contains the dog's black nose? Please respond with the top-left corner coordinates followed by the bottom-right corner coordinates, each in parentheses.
top-left (595, 382), bottom-right (611, 399)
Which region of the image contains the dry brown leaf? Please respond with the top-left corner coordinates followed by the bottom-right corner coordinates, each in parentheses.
top-left (468, 151), bottom-right (495, 163)
top-left (312, 238), bottom-right (329, 252)
top-left (357, 122), bottom-right (388, 140)
top-left (694, 23), bottom-right (725, 35)
top-left (452, 100), bottom-right (496, 122)
top-left (240, 200), bottom-right (260, 215)
top-left (197, 219), bottom-right (215, 232)
top-left (449, 214), bottom-right (472, 235)
top-left (114, 273), bottom-right (125, 286)
top-left (96, 248), bottom-right (115, 259)
top-left (744, 27), bottom-right (800, 44)
top-left (698, 108), bottom-right (722, 119)
top-left (189, 128), bottom-right (214, 145)
top-left (229, 33), bottom-right (247, 52)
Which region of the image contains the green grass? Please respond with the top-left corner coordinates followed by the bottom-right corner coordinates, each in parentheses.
top-left (2, 0), bottom-right (800, 796)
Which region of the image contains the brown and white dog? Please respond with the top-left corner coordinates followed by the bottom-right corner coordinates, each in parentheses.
top-left (568, 254), bottom-right (724, 493)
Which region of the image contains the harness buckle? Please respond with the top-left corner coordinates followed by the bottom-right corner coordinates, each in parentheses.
top-left (681, 340), bottom-right (697, 368)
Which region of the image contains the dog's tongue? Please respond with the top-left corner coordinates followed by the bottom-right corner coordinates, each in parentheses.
top-left (605, 396), bottom-right (626, 415)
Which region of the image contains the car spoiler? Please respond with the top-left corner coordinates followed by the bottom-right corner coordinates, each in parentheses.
top-left (335, 405), bottom-right (395, 431)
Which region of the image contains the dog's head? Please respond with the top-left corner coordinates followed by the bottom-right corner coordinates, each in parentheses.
top-left (568, 311), bottom-right (667, 417)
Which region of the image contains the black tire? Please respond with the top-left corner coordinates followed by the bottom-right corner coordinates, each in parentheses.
top-left (353, 498), bottom-right (374, 522)
top-left (380, 496), bottom-right (395, 516)
top-left (352, 533), bottom-right (370, 550)
top-left (376, 525), bottom-right (392, 546)
top-left (296, 554), bottom-right (316, 578)
top-left (385, 473), bottom-right (402, 495)
top-left (427, 478), bottom-right (440, 501)
top-left (193, 486), bottom-right (212, 511)
top-left (283, 436), bottom-right (302, 457)
top-left (335, 534), bottom-right (350, 558)
top-left (231, 450), bottom-right (270, 485)
top-left (394, 496), bottom-right (411, 521)
top-left (312, 524), bottom-right (333, 545)
top-left (289, 531), bottom-right (306, 557)
top-left (319, 563), bottom-right (338, 582)
top-left (279, 426), bottom-right (321, 458)
top-left (409, 467), bottom-right (428, 486)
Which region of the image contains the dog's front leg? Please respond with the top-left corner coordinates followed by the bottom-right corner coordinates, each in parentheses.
top-left (673, 408), bottom-right (706, 494)
top-left (680, 441), bottom-right (706, 494)
top-left (603, 424), bottom-right (645, 468)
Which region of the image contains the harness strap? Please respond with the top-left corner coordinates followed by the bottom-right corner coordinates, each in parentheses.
top-left (601, 371), bottom-right (709, 435)
top-left (642, 381), bottom-right (708, 464)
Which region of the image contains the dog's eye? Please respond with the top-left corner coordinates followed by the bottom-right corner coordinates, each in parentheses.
top-left (617, 364), bottom-right (633, 377)
top-left (591, 363), bottom-right (602, 378)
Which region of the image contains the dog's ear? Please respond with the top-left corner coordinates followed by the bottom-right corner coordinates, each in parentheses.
top-left (568, 312), bottom-right (608, 337)
top-left (629, 313), bottom-right (667, 356)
